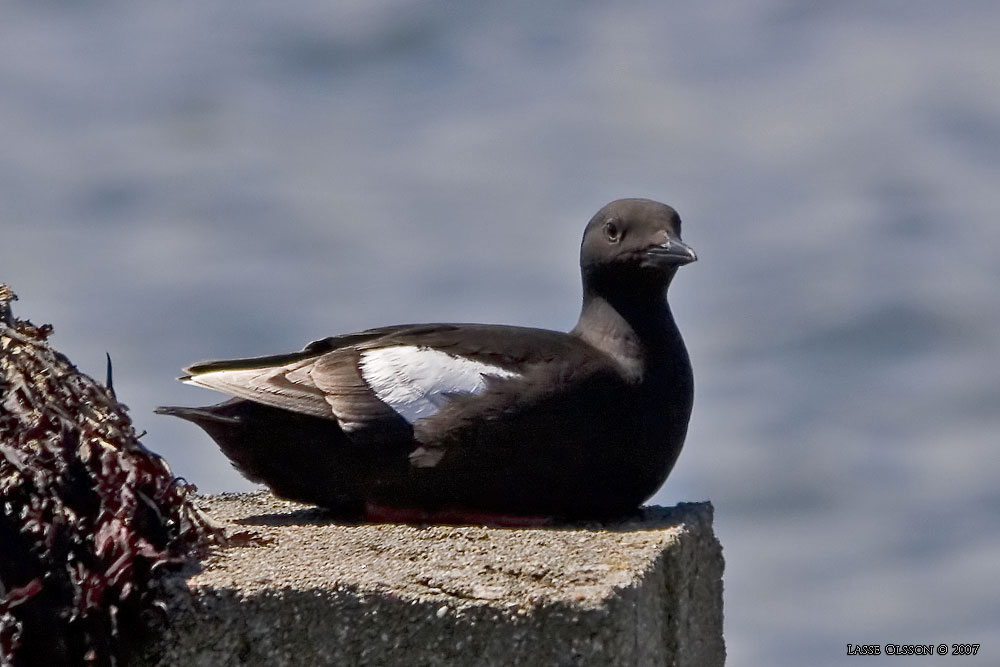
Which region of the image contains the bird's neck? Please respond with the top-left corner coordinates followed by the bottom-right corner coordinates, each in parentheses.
top-left (571, 278), bottom-right (683, 381)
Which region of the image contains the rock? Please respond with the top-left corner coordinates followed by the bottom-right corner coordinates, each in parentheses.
top-left (138, 492), bottom-right (724, 666)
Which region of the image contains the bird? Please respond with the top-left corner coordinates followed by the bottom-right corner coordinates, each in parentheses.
top-left (157, 198), bottom-right (697, 524)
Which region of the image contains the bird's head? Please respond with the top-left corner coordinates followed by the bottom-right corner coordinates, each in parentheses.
top-left (579, 198), bottom-right (696, 294)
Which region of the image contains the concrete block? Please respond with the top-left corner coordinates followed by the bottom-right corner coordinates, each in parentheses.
top-left (137, 492), bottom-right (724, 666)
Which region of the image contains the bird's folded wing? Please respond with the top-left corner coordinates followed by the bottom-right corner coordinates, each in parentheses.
top-left (180, 323), bottom-right (593, 440)
top-left (181, 358), bottom-right (334, 418)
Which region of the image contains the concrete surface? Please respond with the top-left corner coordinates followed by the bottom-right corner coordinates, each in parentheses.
top-left (137, 492), bottom-right (724, 666)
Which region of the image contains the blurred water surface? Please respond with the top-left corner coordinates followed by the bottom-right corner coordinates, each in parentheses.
top-left (3, 2), bottom-right (999, 665)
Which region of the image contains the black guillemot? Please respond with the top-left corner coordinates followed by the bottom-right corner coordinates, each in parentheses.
top-left (157, 198), bottom-right (697, 523)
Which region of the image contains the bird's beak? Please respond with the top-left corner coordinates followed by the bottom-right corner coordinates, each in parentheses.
top-left (646, 238), bottom-right (697, 266)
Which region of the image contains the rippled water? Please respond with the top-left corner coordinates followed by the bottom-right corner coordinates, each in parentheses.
top-left (4, 2), bottom-right (999, 665)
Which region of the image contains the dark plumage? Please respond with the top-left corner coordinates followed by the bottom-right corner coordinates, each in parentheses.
top-left (157, 198), bottom-right (697, 521)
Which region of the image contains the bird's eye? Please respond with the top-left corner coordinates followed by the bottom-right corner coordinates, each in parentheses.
top-left (603, 221), bottom-right (621, 244)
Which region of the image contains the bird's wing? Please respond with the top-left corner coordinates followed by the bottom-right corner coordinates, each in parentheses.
top-left (179, 324), bottom-right (418, 420)
top-left (403, 347), bottom-right (628, 468)
top-left (180, 324), bottom-right (586, 440)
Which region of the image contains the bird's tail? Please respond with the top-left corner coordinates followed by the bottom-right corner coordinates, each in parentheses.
top-left (154, 404), bottom-right (241, 426)
top-left (155, 399), bottom-right (360, 512)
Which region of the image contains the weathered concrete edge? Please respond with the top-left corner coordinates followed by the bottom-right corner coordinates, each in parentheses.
top-left (136, 499), bottom-right (725, 667)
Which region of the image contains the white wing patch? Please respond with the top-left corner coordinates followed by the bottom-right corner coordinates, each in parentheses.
top-left (359, 346), bottom-right (519, 424)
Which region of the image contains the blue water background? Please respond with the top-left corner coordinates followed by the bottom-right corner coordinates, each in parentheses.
top-left (3, 2), bottom-right (999, 664)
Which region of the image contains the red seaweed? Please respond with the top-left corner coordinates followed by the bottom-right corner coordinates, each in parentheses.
top-left (0, 285), bottom-right (217, 666)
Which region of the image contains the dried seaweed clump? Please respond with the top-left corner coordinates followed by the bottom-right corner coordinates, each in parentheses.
top-left (0, 285), bottom-right (216, 666)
